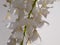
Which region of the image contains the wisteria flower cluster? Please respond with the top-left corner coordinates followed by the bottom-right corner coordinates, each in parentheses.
top-left (4, 0), bottom-right (56, 45)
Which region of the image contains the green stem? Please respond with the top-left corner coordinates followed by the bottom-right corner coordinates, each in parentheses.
top-left (20, 25), bottom-right (27, 45)
top-left (28, 0), bottom-right (37, 18)
top-left (20, 40), bottom-right (23, 45)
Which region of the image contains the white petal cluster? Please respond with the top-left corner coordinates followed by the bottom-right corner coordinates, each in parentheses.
top-left (5, 0), bottom-right (56, 45)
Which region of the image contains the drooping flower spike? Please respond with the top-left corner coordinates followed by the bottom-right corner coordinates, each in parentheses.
top-left (4, 0), bottom-right (57, 45)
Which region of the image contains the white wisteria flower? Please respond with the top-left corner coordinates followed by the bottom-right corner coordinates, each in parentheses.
top-left (4, 0), bottom-right (59, 45)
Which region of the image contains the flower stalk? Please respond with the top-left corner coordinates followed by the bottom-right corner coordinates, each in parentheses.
top-left (20, 25), bottom-right (27, 45)
top-left (28, 0), bottom-right (37, 18)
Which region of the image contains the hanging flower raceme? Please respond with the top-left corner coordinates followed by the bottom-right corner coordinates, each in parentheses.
top-left (4, 0), bottom-right (57, 45)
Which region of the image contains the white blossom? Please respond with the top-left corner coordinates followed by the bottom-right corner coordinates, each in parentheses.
top-left (5, 0), bottom-right (57, 45)
top-left (38, 0), bottom-right (56, 4)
